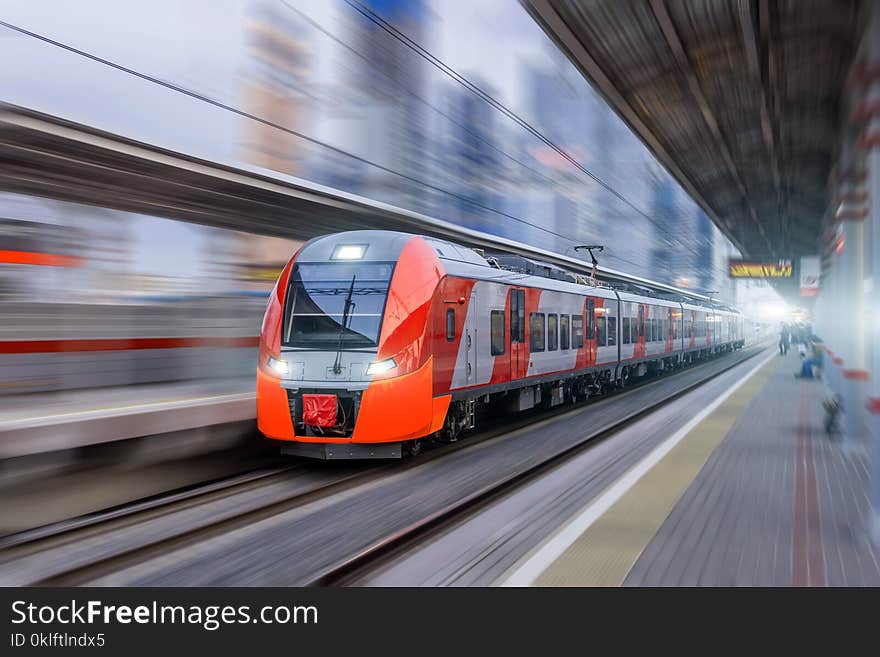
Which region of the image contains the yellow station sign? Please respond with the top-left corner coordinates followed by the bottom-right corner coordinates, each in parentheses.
top-left (728, 260), bottom-right (793, 278)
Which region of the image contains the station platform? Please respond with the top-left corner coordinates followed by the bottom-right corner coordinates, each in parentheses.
top-left (0, 378), bottom-right (256, 459)
top-left (511, 350), bottom-right (880, 586)
top-left (0, 378), bottom-right (261, 534)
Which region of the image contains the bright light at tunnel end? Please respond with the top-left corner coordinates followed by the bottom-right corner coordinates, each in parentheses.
top-left (332, 244), bottom-right (367, 260)
top-left (758, 302), bottom-right (791, 322)
top-left (366, 358), bottom-right (397, 376)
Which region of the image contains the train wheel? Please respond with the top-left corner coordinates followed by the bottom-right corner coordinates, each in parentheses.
top-left (440, 403), bottom-right (466, 443)
top-left (405, 439), bottom-right (423, 457)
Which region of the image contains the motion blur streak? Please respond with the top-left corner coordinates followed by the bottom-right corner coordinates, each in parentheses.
top-left (0, 2), bottom-right (784, 474)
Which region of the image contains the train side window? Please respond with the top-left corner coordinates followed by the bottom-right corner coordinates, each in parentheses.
top-left (638, 306), bottom-right (645, 337)
top-left (586, 299), bottom-right (595, 340)
top-left (560, 314), bottom-right (570, 350)
top-left (607, 316), bottom-right (617, 346)
top-left (530, 313), bottom-right (545, 352)
top-left (597, 314), bottom-right (607, 346)
top-left (446, 308), bottom-right (455, 342)
top-left (548, 314), bottom-right (558, 351)
top-left (572, 315), bottom-right (584, 348)
top-left (622, 317), bottom-right (631, 344)
top-left (490, 310), bottom-right (505, 355)
top-left (652, 318), bottom-right (658, 341)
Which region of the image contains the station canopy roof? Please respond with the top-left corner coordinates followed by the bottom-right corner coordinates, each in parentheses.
top-left (523, 0), bottom-right (867, 298)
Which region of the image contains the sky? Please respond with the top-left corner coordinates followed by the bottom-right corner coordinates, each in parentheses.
top-left (0, 0), bottom-right (745, 300)
top-left (0, 0), bottom-right (582, 276)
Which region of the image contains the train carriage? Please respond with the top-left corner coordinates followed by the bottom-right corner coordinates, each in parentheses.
top-left (257, 230), bottom-right (746, 459)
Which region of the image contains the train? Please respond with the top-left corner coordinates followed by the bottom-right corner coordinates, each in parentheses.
top-left (257, 230), bottom-right (748, 459)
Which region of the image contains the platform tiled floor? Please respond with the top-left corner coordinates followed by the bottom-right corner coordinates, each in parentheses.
top-left (625, 352), bottom-right (880, 586)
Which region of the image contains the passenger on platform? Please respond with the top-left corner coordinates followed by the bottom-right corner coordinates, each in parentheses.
top-left (794, 337), bottom-right (823, 380)
top-left (822, 394), bottom-right (843, 439)
top-left (795, 353), bottom-right (815, 379)
top-left (778, 323), bottom-right (790, 355)
top-left (811, 341), bottom-right (824, 377)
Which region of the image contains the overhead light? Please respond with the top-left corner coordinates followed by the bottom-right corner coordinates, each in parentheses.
top-left (332, 244), bottom-right (367, 260)
top-left (366, 358), bottom-right (397, 376)
top-left (267, 356), bottom-right (289, 375)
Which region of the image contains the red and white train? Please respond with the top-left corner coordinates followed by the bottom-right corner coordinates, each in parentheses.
top-left (257, 230), bottom-right (745, 458)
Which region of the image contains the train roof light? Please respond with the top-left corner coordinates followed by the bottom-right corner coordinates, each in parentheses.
top-left (332, 244), bottom-right (367, 260)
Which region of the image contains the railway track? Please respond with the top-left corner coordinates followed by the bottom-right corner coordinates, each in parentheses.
top-left (0, 399), bottom-right (588, 585)
top-left (0, 459), bottom-right (389, 586)
top-left (312, 345), bottom-right (770, 585)
top-left (0, 346), bottom-right (769, 586)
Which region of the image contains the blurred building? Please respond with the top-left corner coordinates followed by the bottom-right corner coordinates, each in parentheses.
top-left (240, 0), bottom-right (312, 177)
top-left (338, 0), bottom-right (431, 208)
top-left (228, 232), bottom-right (303, 295)
top-left (438, 76), bottom-right (504, 234)
top-left (695, 209), bottom-right (715, 292)
top-left (0, 0), bottom-right (748, 304)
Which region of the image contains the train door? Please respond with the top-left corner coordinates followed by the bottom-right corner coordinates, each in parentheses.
top-left (689, 309), bottom-right (696, 349)
top-left (464, 289), bottom-right (477, 385)
top-left (509, 288), bottom-right (526, 380)
top-left (635, 304), bottom-right (646, 358)
top-left (586, 298), bottom-right (595, 364)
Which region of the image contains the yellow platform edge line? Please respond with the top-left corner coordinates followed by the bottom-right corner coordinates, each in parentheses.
top-left (534, 356), bottom-right (781, 587)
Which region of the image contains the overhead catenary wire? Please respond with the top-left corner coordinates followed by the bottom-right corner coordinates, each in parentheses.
top-left (342, 0), bottom-right (708, 262)
top-left (0, 19), bottom-right (601, 253)
top-left (0, 15), bottom-right (708, 278)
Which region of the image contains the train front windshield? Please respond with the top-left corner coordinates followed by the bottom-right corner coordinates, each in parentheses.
top-left (282, 262), bottom-right (394, 350)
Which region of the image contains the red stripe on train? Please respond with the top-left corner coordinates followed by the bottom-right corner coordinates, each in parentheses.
top-left (0, 337), bottom-right (260, 354)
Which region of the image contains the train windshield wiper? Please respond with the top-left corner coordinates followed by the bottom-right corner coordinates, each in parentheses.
top-left (332, 274), bottom-right (356, 374)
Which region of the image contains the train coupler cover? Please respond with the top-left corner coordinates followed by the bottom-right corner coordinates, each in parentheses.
top-left (302, 394), bottom-right (338, 427)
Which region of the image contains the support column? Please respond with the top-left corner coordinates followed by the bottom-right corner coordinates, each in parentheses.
top-left (838, 217), bottom-right (868, 439)
top-left (869, 146), bottom-right (880, 537)
top-left (827, 249), bottom-right (842, 397)
top-left (858, 4), bottom-right (880, 539)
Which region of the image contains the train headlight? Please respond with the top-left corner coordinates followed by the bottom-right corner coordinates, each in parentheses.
top-left (366, 358), bottom-right (397, 376)
top-left (267, 356), bottom-right (289, 376)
